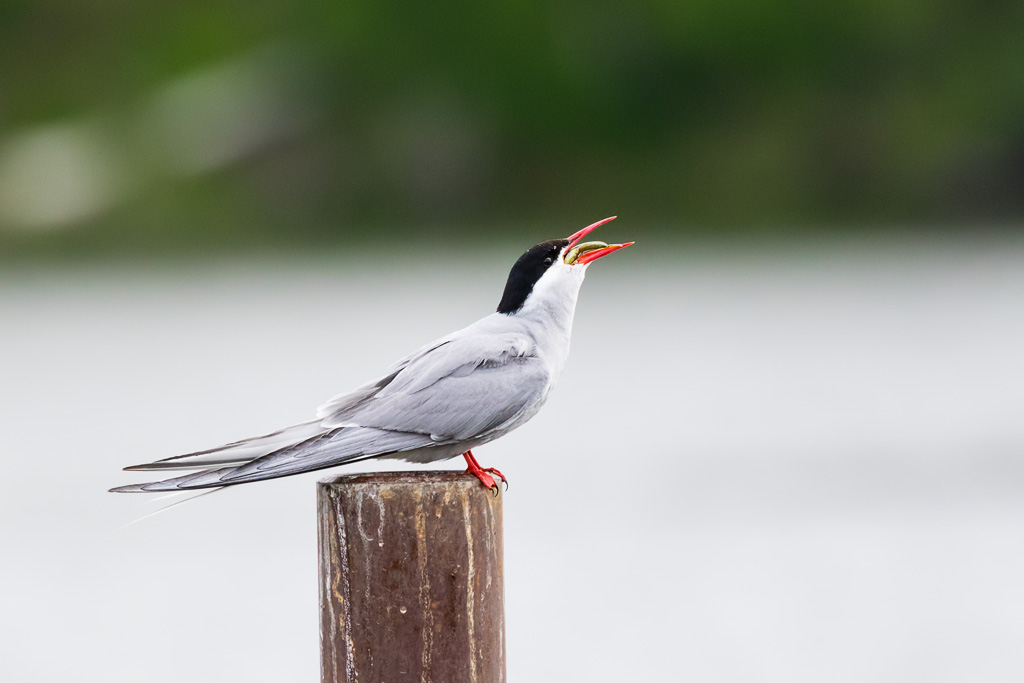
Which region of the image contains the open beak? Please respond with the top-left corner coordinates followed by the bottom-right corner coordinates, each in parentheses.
top-left (564, 216), bottom-right (634, 265)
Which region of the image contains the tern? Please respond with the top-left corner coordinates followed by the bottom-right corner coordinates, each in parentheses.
top-left (111, 217), bottom-right (633, 495)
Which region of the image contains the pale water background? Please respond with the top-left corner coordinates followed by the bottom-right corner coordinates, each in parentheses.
top-left (3, 239), bottom-right (1024, 682)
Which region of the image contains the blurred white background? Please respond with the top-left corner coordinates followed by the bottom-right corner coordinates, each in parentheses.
top-left (3, 239), bottom-right (1024, 682)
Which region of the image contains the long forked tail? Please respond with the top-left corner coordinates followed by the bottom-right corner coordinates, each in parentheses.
top-left (109, 423), bottom-right (436, 493)
top-left (123, 420), bottom-right (326, 472)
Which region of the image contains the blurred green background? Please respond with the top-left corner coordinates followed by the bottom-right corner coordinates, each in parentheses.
top-left (6, 6), bottom-right (1024, 682)
top-left (2, 0), bottom-right (1023, 259)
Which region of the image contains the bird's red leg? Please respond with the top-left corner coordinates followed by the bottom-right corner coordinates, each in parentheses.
top-left (462, 450), bottom-right (507, 492)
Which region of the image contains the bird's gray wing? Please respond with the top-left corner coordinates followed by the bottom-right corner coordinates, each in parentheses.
top-left (315, 336), bottom-right (455, 419)
top-left (110, 329), bottom-right (548, 492)
top-left (318, 332), bottom-right (549, 442)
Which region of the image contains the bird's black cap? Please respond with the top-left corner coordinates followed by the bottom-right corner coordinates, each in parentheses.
top-left (496, 239), bottom-right (569, 314)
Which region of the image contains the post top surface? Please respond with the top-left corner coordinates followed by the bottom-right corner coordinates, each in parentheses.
top-left (317, 470), bottom-right (484, 489)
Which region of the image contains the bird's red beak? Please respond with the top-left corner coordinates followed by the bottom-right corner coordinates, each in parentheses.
top-left (575, 241), bottom-right (635, 265)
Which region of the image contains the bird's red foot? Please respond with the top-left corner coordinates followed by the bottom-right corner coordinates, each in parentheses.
top-left (463, 451), bottom-right (506, 495)
top-left (467, 466), bottom-right (498, 493)
top-left (482, 467), bottom-right (507, 488)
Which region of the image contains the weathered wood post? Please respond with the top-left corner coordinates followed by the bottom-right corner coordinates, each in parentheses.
top-left (318, 471), bottom-right (505, 683)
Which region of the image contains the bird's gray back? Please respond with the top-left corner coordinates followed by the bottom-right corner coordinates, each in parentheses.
top-left (317, 314), bottom-right (556, 444)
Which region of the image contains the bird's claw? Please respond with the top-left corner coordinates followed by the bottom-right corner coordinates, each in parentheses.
top-left (483, 467), bottom-right (509, 491)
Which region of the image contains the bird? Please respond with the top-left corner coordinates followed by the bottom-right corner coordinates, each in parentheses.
top-left (110, 217), bottom-right (632, 495)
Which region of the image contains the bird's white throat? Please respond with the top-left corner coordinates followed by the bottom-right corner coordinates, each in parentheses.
top-left (513, 260), bottom-right (586, 370)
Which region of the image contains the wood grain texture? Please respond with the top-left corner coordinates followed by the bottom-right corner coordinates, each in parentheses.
top-left (318, 471), bottom-right (505, 683)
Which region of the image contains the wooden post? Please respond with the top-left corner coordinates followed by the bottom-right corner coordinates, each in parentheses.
top-left (318, 471), bottom-right (505, 683)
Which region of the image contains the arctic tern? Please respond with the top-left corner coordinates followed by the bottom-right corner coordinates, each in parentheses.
top-left (111, 217), bottom-right (632, 495)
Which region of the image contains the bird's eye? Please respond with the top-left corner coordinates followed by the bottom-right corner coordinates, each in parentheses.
top-left (544, 257), bottom-right (553, 266)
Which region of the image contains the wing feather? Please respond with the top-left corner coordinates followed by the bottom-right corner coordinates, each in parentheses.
top-left (112, 322), bottom-right (551, 493)
top-left (318, 331), bottom-right (547, 441)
